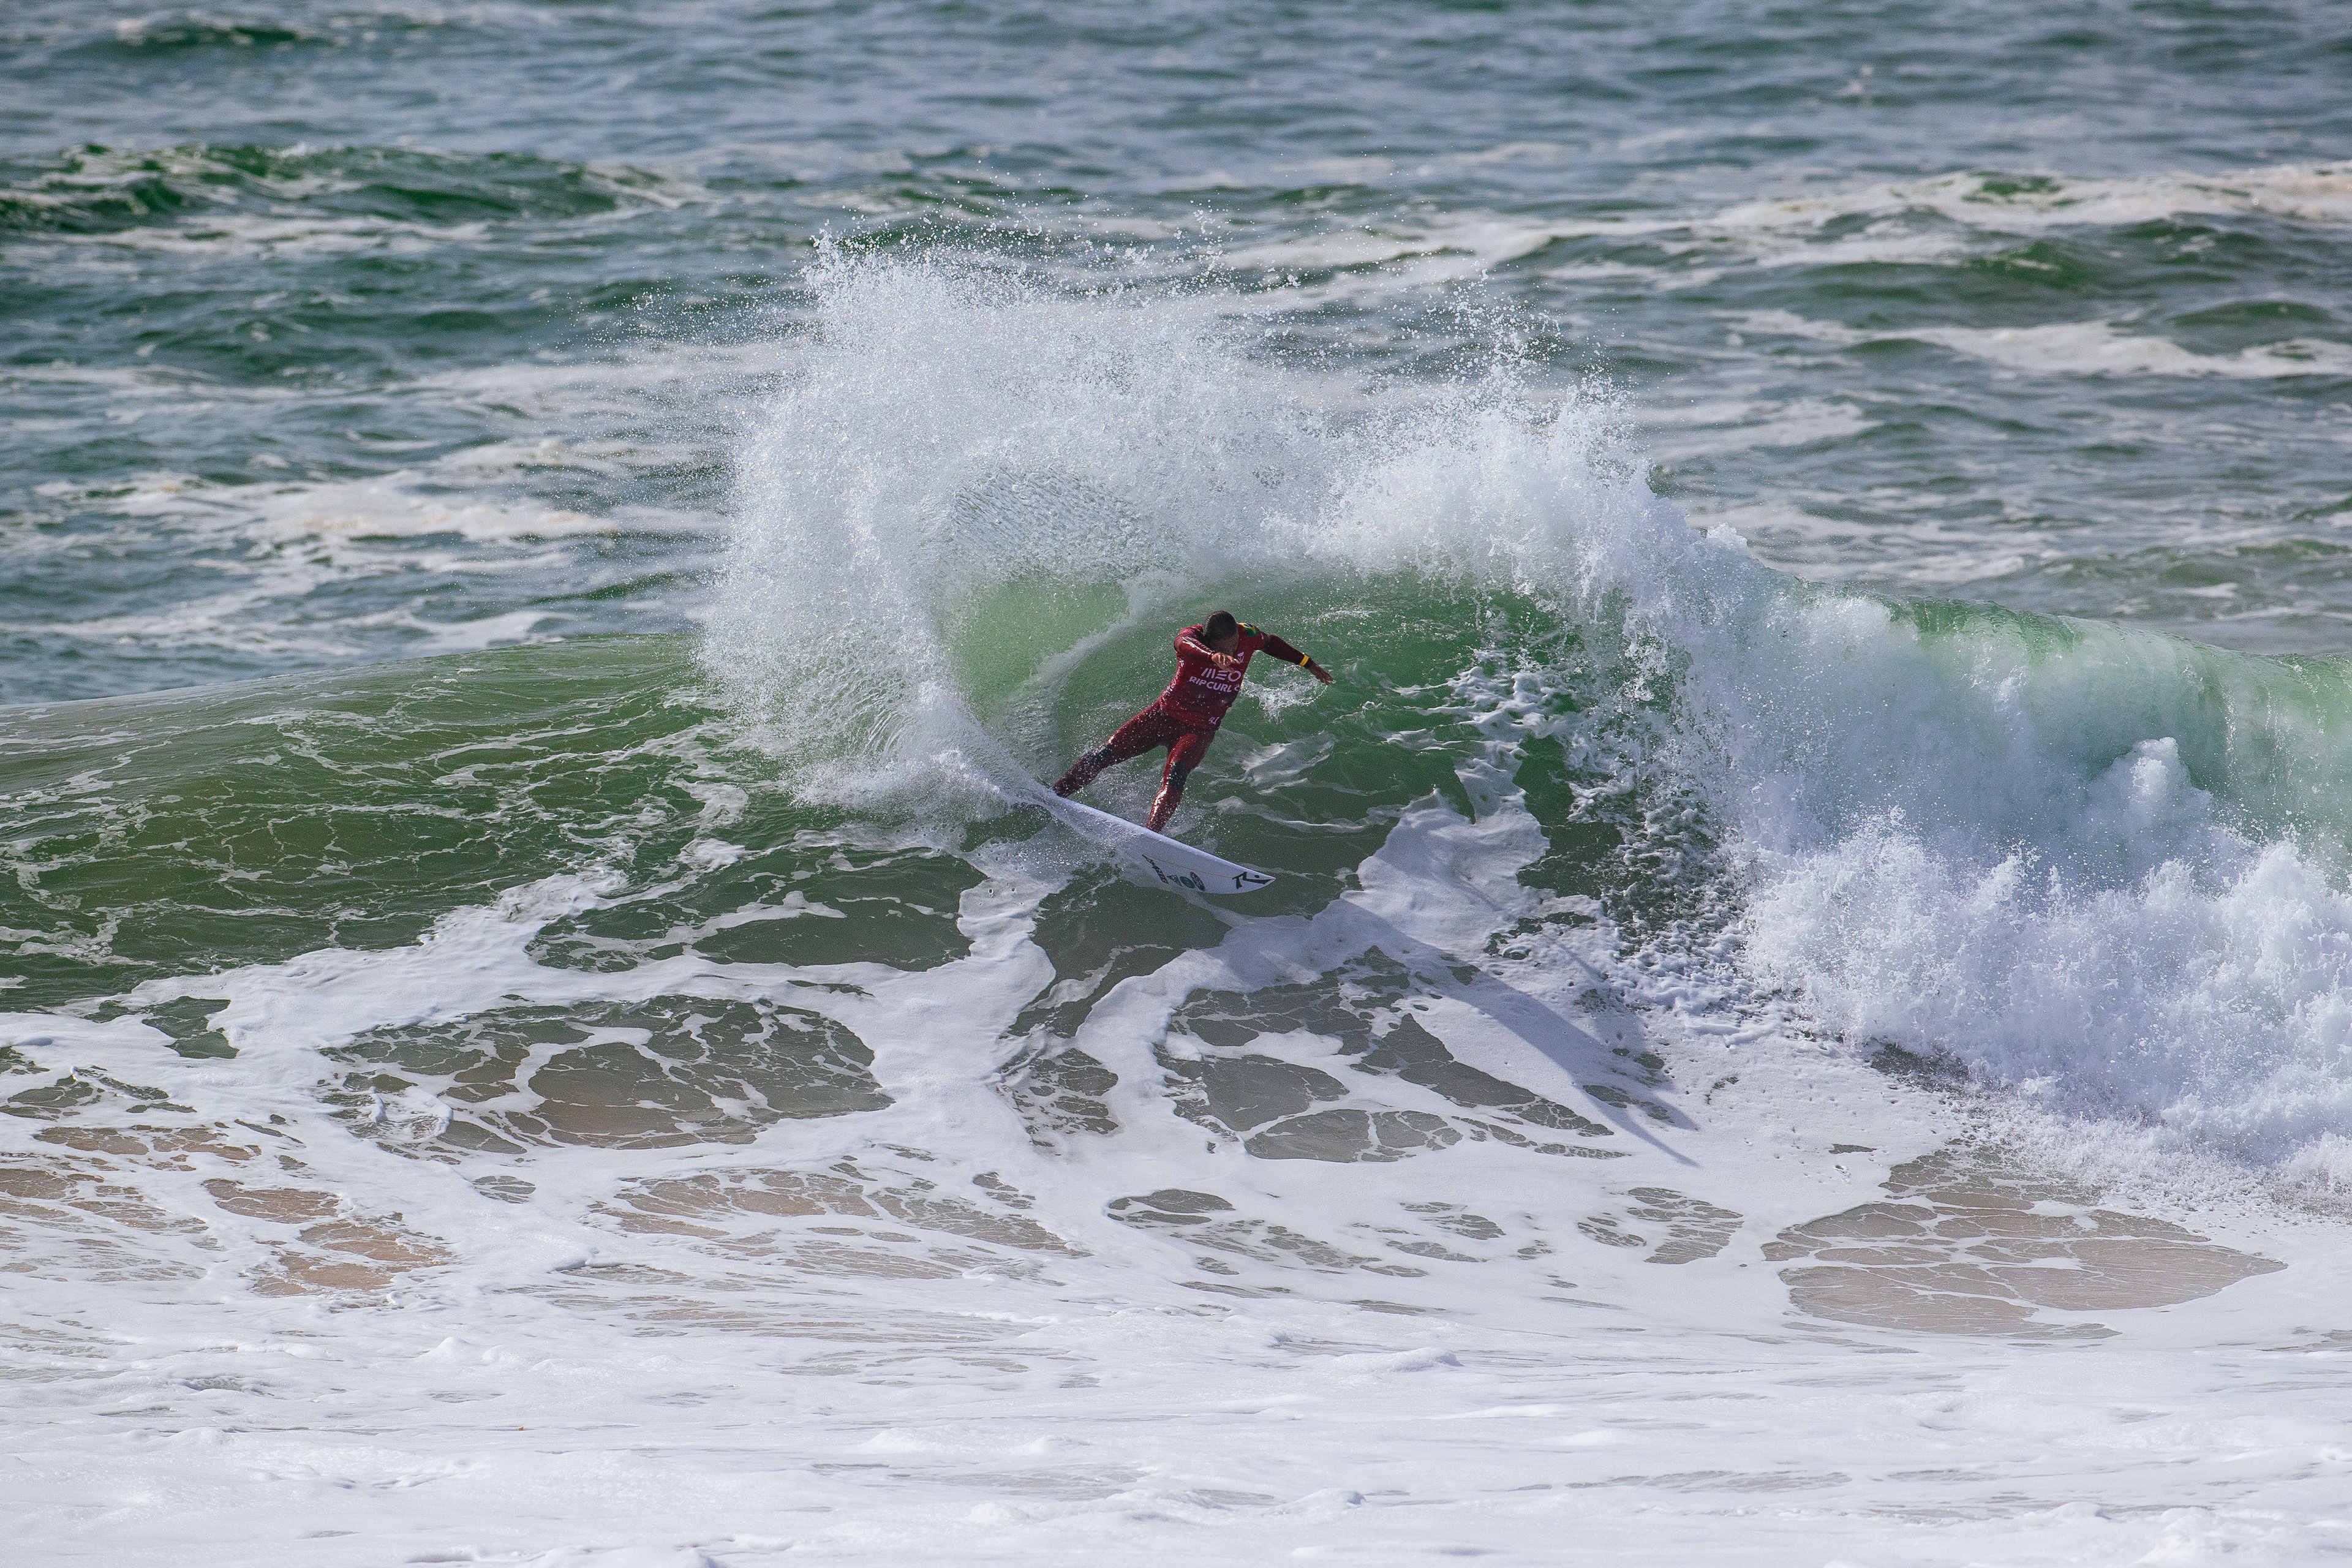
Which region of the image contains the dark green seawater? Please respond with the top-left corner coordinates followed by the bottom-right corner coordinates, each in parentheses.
top-left (8, 8), bottom-right (2352, 1564)
top-left (6, 0), bottom-right (2351, 703)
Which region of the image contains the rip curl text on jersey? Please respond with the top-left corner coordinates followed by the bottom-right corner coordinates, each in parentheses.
top-left (1159, 622), bottom-right (1310, 726)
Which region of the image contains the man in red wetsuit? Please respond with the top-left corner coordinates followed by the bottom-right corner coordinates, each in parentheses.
top-left (1053, 609), bottom-right (1333, 833)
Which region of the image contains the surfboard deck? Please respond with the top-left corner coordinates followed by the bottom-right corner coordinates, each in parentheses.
top-left (1030, 786), bottom-right (1275, 895)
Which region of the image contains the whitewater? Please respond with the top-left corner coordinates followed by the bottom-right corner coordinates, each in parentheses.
top-left (5, 250), bottom-right (2348, 1565)
top-left (9, 2), bottom-right (2352, 1564)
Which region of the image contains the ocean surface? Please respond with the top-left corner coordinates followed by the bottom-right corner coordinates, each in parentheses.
top-left (6, 3), bottom-right (2352, 1563)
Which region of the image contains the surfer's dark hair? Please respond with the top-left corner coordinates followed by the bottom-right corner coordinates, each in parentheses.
top-left (1205, 610), bottom-right (1239, 639)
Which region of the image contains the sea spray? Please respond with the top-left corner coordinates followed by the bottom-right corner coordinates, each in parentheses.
top-left (705, 250), bottom-right (1667, 810)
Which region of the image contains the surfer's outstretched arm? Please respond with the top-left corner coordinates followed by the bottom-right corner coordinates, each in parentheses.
top-left (1255, 630), bottom-right (1334, 685)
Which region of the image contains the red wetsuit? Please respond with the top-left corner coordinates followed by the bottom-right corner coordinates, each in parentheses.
top-left (1053, 622), bottom-right (1313, 832)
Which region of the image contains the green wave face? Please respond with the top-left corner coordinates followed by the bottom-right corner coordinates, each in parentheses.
top-left (1, 635), bottom-right (997, 1015)
top-left (1875, 596), bottom-right (2352, 848)
top-left (12, 522), bottom-right (2350, 1096)
top-left (0, 583), bottom-right (1635, 1008)
top-left (4, 635), bottom-right (720, 1011)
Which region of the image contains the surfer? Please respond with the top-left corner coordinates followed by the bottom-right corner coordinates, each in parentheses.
top-left (1052, 610), bottom-right (1333, 832)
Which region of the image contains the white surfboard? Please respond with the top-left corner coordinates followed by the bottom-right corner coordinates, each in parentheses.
top-left (1030, 786), bottom-right (1276, 895)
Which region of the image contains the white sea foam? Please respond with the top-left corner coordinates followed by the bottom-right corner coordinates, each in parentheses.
top-left (1707, 163), bottom-right (2352, 238)
top-left (1744, 743), bottom-right (2352, 1164)
top-left (1211, 213), bottom-right (1565, 274)
top-left (47, 211), bottom-right (494, 258)
top-left (1, 773), bottom-right (2340, 1564)
top-left (1637, 396), bottom-right (1875, 459)
top-left (1207, 162), bottom-right (2352, 298)
top-left (1199, 162), bottom-right (2352, 276)
top-left (1683, 497), bottom-right (2057, 589)
top-left (13, 255), bottom-right (2352, 1566)
top-left (1744, 309), bottom-right (2352, 379)
top-left (1648, 565), bottom-right (2352, 1174)
top-left (1, 140), bottom-right (712, 263)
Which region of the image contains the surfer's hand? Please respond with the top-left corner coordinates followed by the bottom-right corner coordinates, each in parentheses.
top-left (1308, 660), bottom-right (1334, 685)
top-left (1210, 651), bottom-right (1243, 670)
